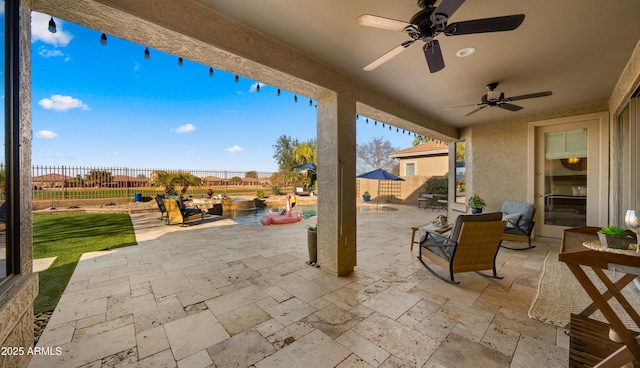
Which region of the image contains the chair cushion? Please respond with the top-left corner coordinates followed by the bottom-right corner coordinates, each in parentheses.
top-left (502, 213), bottom-right (521, 228)
top-left (501, 201), bottom-right (535, 229)
top-left (450, 212), bottom-right (503, 241)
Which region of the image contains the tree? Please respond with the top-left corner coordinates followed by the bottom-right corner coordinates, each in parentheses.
top-left (245, 171), bottom-right (258, 178)
top-left (356, 137), bottom-right (399, 174)
top-left (293, 140), bottom-right (317, 166)
top-left (272, 135), bottom-right (300, 172)
top-left (85, 170), bottom-right (112, 187)
top-left (153, 171), bottom-right (200, 196)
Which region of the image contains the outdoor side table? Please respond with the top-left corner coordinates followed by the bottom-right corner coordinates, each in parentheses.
top-left (560, 226), bottom-right (640, 367)
top-left (410, 223), bottom-right (453, 250)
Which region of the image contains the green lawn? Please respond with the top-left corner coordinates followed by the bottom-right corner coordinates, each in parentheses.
top-left (32, 214), bottom-right (137, 313)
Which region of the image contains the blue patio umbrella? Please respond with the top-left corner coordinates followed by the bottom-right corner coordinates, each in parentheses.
top-left (294, 163), bottom-right (317, 170)
top-left (357, 168), bottom-right (404, 209)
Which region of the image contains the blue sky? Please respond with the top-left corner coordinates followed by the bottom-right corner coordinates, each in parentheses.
top-left (27, 12), bottom-right (416, 172)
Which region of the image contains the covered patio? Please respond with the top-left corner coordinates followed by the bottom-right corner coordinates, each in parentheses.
top-left (30, 207), bottom-right (565, 367)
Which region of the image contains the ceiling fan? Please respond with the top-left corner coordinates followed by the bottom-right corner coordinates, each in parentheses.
top-left (357, 0), bottom-right (525, 73)
top-left (445, 82), bottom-right (553, 116)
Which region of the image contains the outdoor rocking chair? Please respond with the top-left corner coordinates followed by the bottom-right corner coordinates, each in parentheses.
top-left (163, 198), bottom-right (204, 226)
top-left (418, 212), bottom-right (505, 284)
top-left (500, 201), bottom-right (536, 250)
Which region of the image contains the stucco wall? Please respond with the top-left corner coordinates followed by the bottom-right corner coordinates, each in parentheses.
top-left (0, 3), bottom-right (38, 368)
top-left (467, 103), bottom-right (609, 215)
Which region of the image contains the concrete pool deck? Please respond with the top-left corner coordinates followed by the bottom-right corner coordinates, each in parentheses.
top-left (29, 204), bottom-right (568, 367)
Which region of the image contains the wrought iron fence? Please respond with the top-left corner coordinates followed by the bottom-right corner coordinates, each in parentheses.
top-left (28, 165), bottom-right (298, 201)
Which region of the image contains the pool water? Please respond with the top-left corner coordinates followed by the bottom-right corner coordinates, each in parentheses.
top-left (223, 204), bottom-right (317, 225)
top-left (224, 204), bottom-right (397, 225)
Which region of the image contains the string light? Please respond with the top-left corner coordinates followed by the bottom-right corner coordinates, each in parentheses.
top-left (100, 33), bottom-right (107, 46)
top-left (144, 47), bottom-right (150, 60)
top-left (178, 57), bottom-right (183, 67)
top-left (294, 95), bottom-right (298, 103)
top-left (235, 75), bottom-right (239, 83)
top-left (256, 83), bottom-right (260, 92)
top-left (309, 99), bottom-right (312, 106)
top-left (277, 89), bottom-right (281, 96)
top-left (209, 67), bottom-right (214, 77)
top-left (374, 121), bottom-right (377, 126)
top-left (382, 123), bottom-right (385, 128)
top-left (48, 17), bottom-right (57, 33)
top-left (357, 115), bottom-right (360, 120)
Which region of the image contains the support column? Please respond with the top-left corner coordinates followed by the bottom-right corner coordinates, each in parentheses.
top-left (316, 92), bottom-right (357, 276)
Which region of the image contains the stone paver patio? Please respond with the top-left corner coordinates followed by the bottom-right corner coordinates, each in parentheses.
top-left (29, 205), bottom-right (568, 367)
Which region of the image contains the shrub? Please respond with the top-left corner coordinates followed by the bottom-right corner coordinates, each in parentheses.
top-left (256, 190), bottom-right (265, 199)
top-left (271, 185), bottom-right (281, 195)
top-left (424, 175), bottom-right (448, 195)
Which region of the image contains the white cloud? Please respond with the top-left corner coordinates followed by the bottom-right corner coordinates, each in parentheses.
top-left (35, 130), bottom-right (58, 139)
top-left (38, 94), bottom-right (89, 111)
top-left (226, 145), bottom-right (243, 153)
top-left (172, 123), bottom-right (196, 133)
top-left (37, 47), bottom-right (64, 58)
top-left (133, 61), bottom-right (141, 72)
top-left (31, 12), bottom-right (73, 48)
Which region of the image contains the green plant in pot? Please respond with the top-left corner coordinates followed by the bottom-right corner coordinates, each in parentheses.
top-left (467, 194), bottom-right (486, 214)
top-left (362, 191), bottom-right (371, 201)
top-left (598, 226), bottom-right (633, 249)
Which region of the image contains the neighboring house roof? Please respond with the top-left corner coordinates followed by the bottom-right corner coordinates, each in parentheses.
top-left (390, 141), bottom-right (449, 159)
top-left (112, 175), bottom-right (149, 182)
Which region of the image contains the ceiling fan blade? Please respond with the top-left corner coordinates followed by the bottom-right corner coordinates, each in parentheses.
top-left (506, 91), bottom-right (553, 102)
top-left (423, 40), bottom-right (445, 73)
top-left (357, 14), bottom-right (412, 32)
top-left (498, 103), bottom-right (523, 112)
top-left (464, 105), bottom-right (487, 117)
top-left (364, 41), bottom-right (415, 71)
top-left (444, 103), bottom-right (480, 110)
top-left (431, 0), bottom-right (465, 22)
top-left (444, 14), bottom-right (525, 36)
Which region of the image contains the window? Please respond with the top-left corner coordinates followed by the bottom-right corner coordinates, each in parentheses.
top-left (405, 162), bottom-right (415, 176)
top-left (455, 141), bottom-right (466, 204)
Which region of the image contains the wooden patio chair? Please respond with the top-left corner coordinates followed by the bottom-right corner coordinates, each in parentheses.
top-left (163, 198), bottom-right (204, 226)
top-left (418, 212), bottom-right (505, 284)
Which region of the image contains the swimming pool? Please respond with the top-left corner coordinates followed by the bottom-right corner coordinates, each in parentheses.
top-left (223, 204), bottom-right (317, 225)
top-left (223, 204), bottom-right (397, 225)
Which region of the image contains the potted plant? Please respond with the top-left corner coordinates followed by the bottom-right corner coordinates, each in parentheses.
top-left (598, 226), bottom-right (633, 249)
top-left (306, 224), bottom-right (318, 266)
top-left (362, 191), bottom-right (371, 201)
top-left (468, 194), bottom-right (486, 214)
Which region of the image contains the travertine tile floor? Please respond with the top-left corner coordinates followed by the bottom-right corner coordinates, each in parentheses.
top-left (30, 205), bottom-right (569, 368)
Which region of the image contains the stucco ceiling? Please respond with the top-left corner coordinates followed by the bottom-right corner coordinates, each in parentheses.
top-left (194, 0), bottom-right (640, 128)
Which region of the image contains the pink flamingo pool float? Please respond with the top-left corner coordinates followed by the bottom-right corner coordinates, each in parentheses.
top-left (260, 192), bottom-right (302, 225)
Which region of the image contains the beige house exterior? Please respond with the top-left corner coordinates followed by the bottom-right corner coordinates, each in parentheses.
top-left (390, 141), bottom-right (449, 177)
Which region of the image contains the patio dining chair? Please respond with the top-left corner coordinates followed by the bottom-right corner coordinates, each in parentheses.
top-left (418, 212), bottom-right (505, 284)
top-left (163, 198), bottom-right (204, 226)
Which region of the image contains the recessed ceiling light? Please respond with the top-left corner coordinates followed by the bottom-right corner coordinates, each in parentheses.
top-left (456, 47), bottom-right (476, 57)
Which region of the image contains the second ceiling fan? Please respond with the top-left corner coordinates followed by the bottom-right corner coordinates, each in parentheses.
top-left (358, 0), bottom-right (525, 73)
top-left (445, 82), bottom-right (553, 116)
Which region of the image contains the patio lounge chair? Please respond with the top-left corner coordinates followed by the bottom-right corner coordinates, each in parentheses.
top-left (500, 201), bottom-right (536, 250)
top-left (418, 212), bottom-right (505, 284)
top-left (155, 194), bottom-right (168, 221)
top-left (163, 197), bottom-right (204, 226)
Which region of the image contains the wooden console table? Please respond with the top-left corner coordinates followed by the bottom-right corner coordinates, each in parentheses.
top-left (560, 226), bottom-right (640, 367)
